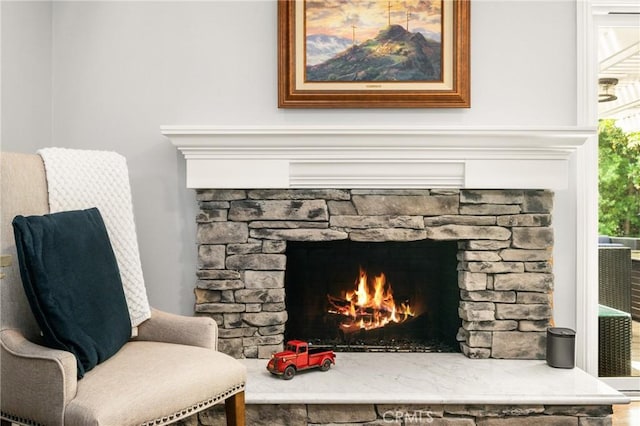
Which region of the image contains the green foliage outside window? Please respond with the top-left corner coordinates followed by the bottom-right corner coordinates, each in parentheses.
top-left (598, 119), bottom-right (640, 237)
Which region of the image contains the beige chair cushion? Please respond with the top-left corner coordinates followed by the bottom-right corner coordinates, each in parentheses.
top-left (64, 341), bottom-right (246, 426)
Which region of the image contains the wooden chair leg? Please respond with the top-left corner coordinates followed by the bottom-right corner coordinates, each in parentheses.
top-left (225, 390), bottom-right (245, 426)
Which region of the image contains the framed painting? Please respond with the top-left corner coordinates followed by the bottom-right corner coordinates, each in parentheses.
top-left (278, 0), bottom-right (470, 108)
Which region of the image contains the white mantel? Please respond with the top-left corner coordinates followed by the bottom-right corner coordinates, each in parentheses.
top-left (162, 126), bottom-right (594, 190)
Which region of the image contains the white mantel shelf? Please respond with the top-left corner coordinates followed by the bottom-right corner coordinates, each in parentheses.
top-left (162, 125), bottom-right (596, 190)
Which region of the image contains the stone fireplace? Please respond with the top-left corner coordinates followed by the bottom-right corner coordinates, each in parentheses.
top-left (194, 188), bottom-right (553, 360)
top-left (165, 126), bottom-right (626, 426)
top-left (163, 125), bottom-right (599, 369)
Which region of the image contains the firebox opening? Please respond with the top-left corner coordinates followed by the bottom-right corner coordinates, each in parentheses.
top-left (284, 240), bottom-right (460, 353)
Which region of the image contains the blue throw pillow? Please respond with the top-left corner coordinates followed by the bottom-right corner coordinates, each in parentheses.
top-left (12, 207), bottom-right (132, 378)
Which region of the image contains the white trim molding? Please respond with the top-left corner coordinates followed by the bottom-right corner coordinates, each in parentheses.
top-left (576, 0), bottom-right (600, 381)
top-left (163, 126), bottom-right (594, 190)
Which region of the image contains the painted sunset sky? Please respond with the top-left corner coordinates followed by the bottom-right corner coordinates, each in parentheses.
top-left (305, 0), bottom-right (442, 43)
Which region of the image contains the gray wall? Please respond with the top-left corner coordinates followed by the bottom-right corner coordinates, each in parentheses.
top-left (1, 0), bottom-right (52, 151)
top-left (1, 1), bottom-right (578, 324)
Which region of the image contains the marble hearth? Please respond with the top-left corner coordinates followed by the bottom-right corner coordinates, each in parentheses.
top-left (240, 353), bottom-right (623, 406)
top-left (193, 353), bottom-right (627, 425)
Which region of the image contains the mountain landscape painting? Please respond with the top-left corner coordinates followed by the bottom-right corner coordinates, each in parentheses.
top-left (305, 0), bottom-right (443, 82)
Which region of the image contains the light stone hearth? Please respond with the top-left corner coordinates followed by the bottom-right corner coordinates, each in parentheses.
top-left (194, 189), bottom-right (554, 360)
top-left (186, 353), bottom-right (627, 426)
top-left (240, 353), bottom-right (622, 405)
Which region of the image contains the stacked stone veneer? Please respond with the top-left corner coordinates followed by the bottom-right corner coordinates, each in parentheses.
top-left (194, 189), bottom-right (554, 360)
top-left (185, 403), bottom-right (611, 426)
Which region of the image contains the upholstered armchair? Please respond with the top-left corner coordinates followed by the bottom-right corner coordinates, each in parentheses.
top-left (0, 152), bottom-right (246, 426)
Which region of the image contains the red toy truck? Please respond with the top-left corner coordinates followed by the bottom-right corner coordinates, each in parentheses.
top-left (267, 340), bottom-right (336, 380)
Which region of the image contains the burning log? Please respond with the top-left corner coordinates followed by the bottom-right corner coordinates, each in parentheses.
top-left (327, 295), bottom-right (351, 310)
top-left (326, 267), bottom-right (414, 333)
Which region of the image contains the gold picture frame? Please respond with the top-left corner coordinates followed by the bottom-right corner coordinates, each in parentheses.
top-left (278, 0), bottom-right (470, 108)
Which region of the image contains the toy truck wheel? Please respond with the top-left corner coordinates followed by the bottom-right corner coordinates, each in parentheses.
top-left (320, 359), bottom-right (332, 371)
top-left (283, 365), bottom-right (296, 380)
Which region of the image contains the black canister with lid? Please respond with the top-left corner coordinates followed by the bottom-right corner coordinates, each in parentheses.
top-left (546, 327), bottom-right (576, 368)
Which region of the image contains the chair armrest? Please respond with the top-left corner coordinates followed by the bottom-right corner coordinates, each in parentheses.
top-left (1, 329), bottom-right (77, 426)
top-left (134, 308), bottom-right (218, 350)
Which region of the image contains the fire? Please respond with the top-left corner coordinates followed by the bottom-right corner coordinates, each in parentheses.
top-left (327, 268), bottom-right (414, 332)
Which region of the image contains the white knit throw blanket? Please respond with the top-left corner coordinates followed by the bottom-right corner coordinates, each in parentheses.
top-left (38, 148), bottom-right (151, 328)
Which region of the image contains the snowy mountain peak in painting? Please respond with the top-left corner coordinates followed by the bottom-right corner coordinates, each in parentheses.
top-left (306, 34), bottom-right (353, 66)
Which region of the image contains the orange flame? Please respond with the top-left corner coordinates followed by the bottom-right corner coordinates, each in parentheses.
top-left (328, 268), bottom-right (414, 333)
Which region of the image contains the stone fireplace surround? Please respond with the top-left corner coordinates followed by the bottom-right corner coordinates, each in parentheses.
top-left (194, 188), bottom-right (554, 361)
top-left (165, 126), bottom-right (626, 426)
top-left (164, 126), bottom-right (598, 359)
